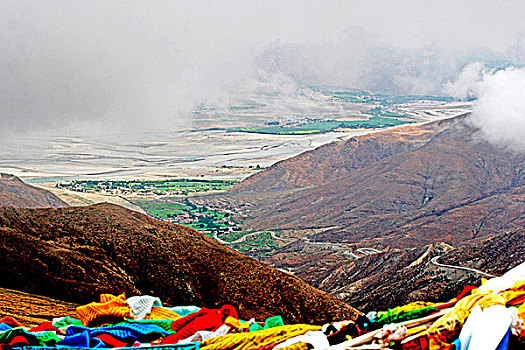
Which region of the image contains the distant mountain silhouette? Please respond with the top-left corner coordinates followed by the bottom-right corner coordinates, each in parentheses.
top-left (0, 174), bottom-right (68, 208)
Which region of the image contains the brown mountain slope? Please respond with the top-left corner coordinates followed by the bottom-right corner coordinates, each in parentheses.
top-left (0, 203), bottom-right (358, 324)
top-left (232, 119), bottom-right (445, 193)
top-left (0, 173), bottom-right (68, 208)
top-left (234, 116), bottom-right (525, 247)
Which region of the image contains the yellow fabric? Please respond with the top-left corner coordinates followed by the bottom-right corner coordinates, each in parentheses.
top-left (424, 289), bottom-right (514, 350)
top-left (200, 324), bottom-right (320, 350)
top-left (502, 281), bottom-right (525, 306)
top-left (518, 303), bottom-right (525, 322)
top-left (427, 292), bottom-right (489, 332)
top-left (279, 343), bottom-right (310, 350)
top-left (145, 306), bottom-right (182, 320)
top-left (477, 294), bottom-right (505, 310)
top-left (224, 316), bottom-right (250, 329)
top-left (424, 292), bottom-right (491, 350)
top-left (406, 326), bottom-right (428, 337)
top-left (76, 293), bottom-right (131, 326)
top-left (510, 280), bottom-right (525, 291)
top-left (395, 301), bottom-right (437, 312)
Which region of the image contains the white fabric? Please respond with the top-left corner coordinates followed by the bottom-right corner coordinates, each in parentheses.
top-left (178, 331), bottom-right (219, 343)
top-left (510, 307), bottom-right (524, 336)
top-left (178, 325), bottom-right (232, 344)
top-left (462, 305), bottom-right (512, 350)
top-left (126, 295), bottom-right (162, 320)
top-left (457, 305), bottom-right (482, 350)
top-left (274, 330), bottom-right (330, 350)
top-left (477, 262), bottom-right (525, 293)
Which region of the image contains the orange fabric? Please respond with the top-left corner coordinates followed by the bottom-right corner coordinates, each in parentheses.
top-left (402, 334), bottom-right (429, 350)
top-left (76, 294), bottom-right (131, 326)
top-left (145, 307), bottom-right (182, 320)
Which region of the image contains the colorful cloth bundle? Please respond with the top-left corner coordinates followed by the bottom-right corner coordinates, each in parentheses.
top-left (2, 262), bottom-right (525, 350)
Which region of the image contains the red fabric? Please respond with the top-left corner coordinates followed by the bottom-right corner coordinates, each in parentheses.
top-left (96, 334), bottom-right (129, 348)
top-left (8, 336), bottom-right (30, 346)
top-left (29, 322), bottom-right (59, 333)
top-left (169, 310), bottom-right (203, 333)
top-left (453, 286), bottom-right (477, 301)
top-left (433, 286), bottom-right (477, 311)
top-left (402, 334), bottom-right (429, 350)
top-left (161, 305), bottom-right (238, 344)
top-left (434, 300), bottom-right (457, 310)
top-left (0, 316), bottom-right (23, 327)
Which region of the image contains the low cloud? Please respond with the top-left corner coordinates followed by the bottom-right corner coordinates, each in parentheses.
top-left (443, 62), bottom-right (485, 99)
top-left (1, 1), bottom-right (525, 141)
top-left (447, 63), bottom-right (525, 151)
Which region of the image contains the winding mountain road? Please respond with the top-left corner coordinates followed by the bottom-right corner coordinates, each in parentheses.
top-left (215, 231), bottom-right (497, 278)
top-left (430, 255), bottom-right (497, 278)
top-left (214, 229), bottom-right (382, 258)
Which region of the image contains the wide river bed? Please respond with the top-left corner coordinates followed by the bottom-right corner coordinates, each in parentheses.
top-left (1, 127), bottom-right (395, 183)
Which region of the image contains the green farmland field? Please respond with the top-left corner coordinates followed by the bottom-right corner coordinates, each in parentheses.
top-left (230, 117), bottom-right (411, 135)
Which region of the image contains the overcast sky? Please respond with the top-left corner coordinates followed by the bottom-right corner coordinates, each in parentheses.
top-left (1, 0), bottom-right (525, 137)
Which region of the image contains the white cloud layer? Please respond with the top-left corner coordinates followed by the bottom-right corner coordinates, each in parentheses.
top-left (1, 1), bottom-right (525, 139)
top-left (472, 67), bottom-right (525, 152)
top-left (447, 63), bottom-right (525, 151)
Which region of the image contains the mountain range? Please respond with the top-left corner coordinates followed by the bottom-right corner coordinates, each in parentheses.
top-left (232, 115), bottom-right (524, 248)
top-left (1, 113), bottom-right (524, 318)
top-left (224, 114), bottom-right (524, 310)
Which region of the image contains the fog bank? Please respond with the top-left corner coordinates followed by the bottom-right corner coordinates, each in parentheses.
top-left (1, 1), bottom-right (525, 140)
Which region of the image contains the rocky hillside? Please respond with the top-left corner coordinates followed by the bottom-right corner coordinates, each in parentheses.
top-left (0, 173), bottom-right (68, 208)
top-left (0, 203), bottom-right (358, 324)
top-left (233, 119), bottom-right (445, 192)
top-left (232, 116), bottom-right (525, 248)
top-left (264, 229), bottom-right (525, 311)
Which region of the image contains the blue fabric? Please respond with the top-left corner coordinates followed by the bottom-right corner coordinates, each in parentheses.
top-left (452, 337), bottom-right (462, 350)
top-left (165, 306), bottom-right (200, 318)
top-left (59, 323), bottom-right (169, 348)
top-left (495, 328), bottom-right (510, 350)
top-left (66, 323), bottom-right (168, 339)
top-left (13, 344), bottom-right (200, 350)
top-left (0, 323), bottom-right (12, 332)
top-left (57, 331), bottom-right (104, 348)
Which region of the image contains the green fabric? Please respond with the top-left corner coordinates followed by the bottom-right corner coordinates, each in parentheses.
top-left (375, 305), bottom-right (438, 325)
top-left (122, 319), bottom-right (176, 333)
top-left (34, 331), bottom-right (61, 344)
top-left (249, 323), bottom-right (264, 332)
top-left (264, 316), bottom-right (284, 329)
top-left (52, 316), bottom-right (83, 328)
top-left (249, 315), bottom-right (285, 332)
